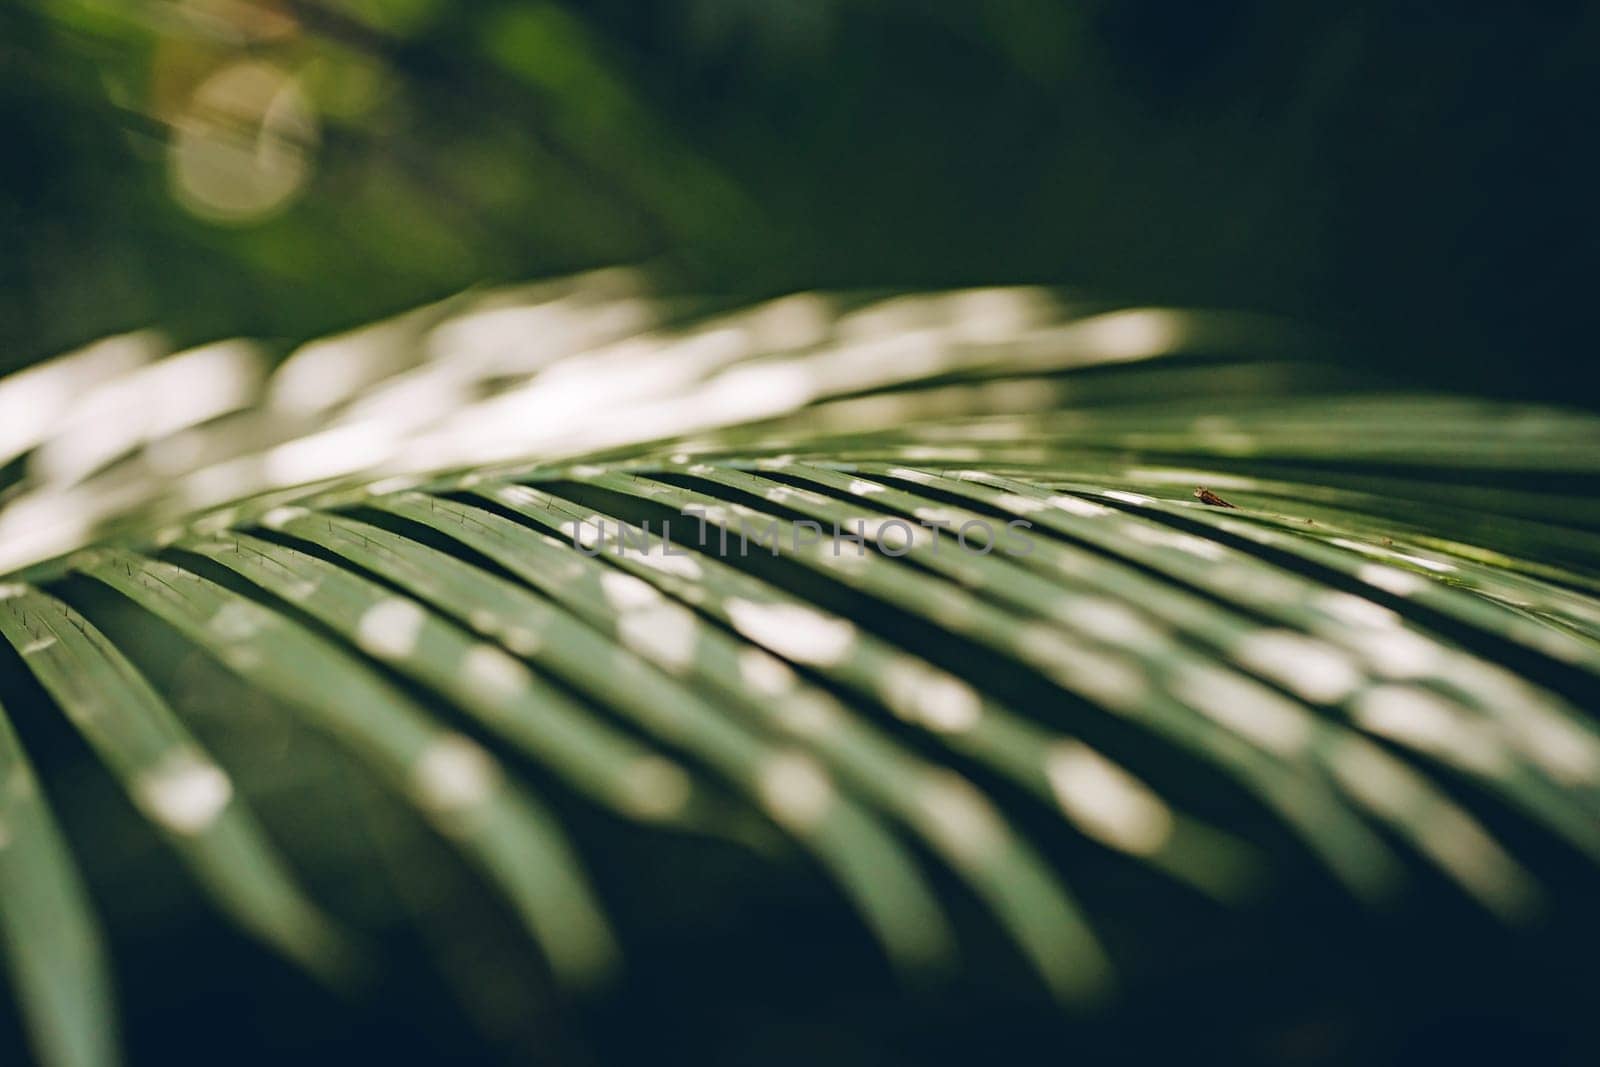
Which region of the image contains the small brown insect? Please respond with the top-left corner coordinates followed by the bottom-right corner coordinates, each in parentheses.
top-left (1193, 486), bottom-right (1238, 508)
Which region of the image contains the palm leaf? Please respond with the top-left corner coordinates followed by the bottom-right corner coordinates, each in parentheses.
top-left (2, 274), bottom-right (1598, 1063)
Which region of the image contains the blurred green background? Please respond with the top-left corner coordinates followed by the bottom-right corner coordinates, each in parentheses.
top-left (3, 0), bottom-right (1596, 402)
top-left (5, 7), bottom-right (1600, 1064)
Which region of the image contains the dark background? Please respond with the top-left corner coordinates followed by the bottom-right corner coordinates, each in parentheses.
top-left (2, 0), bottom-right (1597, 403)
top-left (3, 3), bottom-right (1600, 1064)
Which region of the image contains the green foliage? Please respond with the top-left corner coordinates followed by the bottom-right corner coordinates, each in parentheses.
top-left (5, 1), bottom-right (1599, 402)
top-left (2, 279), bottom-right (1599, 1063)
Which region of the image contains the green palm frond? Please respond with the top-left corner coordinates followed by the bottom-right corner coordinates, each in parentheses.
top-left (2, 272), bottom-right (1599, 1064)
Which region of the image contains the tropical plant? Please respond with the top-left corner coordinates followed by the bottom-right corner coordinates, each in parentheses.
top-left (2, 272), bottom-right (1598, 1064)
